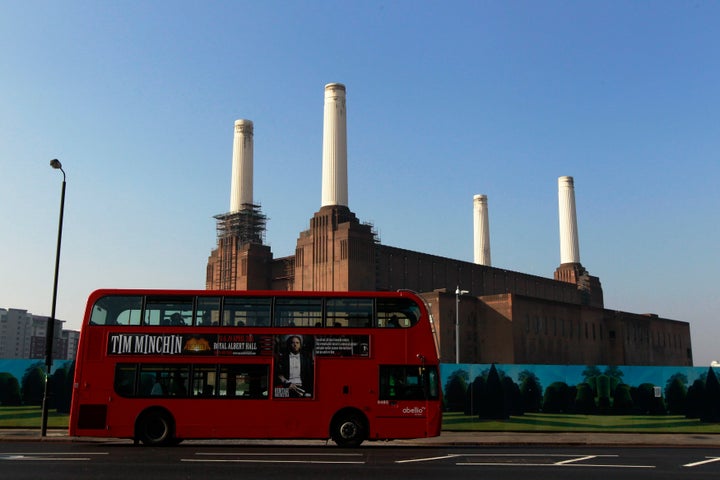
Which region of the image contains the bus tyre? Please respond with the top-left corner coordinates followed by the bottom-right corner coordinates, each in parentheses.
top-left (331, 414), bottom-right (366, 447)
top-left (136, 410), bottom-right (174, 446)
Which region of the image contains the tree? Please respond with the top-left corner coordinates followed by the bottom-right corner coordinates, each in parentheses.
top-left (478, 364), bottom-right (507, 420)
top-left (518, 370), bottom-right (542, 413)
top-left (603, 365), bottom-right (624, 382)
top-left (701, 367), bottom-right (720, 423)
top-left (686, 379), bottom-right (705, 419)
top-left (665, 373), bottom-right (688, 415)
top-left (50, 361), bottom-right (75, 413)
top-left (465, 375), bottom-right (484, 416)
top-left (543, 381), bottom-right (572, 413)
top-left (612, 384), bottom-right (633, 414)
top-left (596, 374), bottom-right (612, 412)
top-left (443, 369), bottom-right (469, 412)
top-left (665, 372), bottom-right (688, 390)
top-left (581, 365), bottom-right (602, 383)
top-left (502, 376), bottom-right (524, 416)
top-left (0, 373), bottom-right (22, 406)
top-left (21, 362), bottom-right (46, 406)
top-left (63, 360), bottom-right (76, 412)
top-left (575, 383), bottom-right (596, 414)
top-left (634, 383), bottom-right (666, 415)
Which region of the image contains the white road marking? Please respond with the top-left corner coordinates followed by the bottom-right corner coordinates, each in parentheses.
top-left (683, 457), bottom-right (720, 468)
top-left (459, 462), bottom-right (655, 468)
top-left (182, 459), bottom-right (365, 464)
top-left (555, 455), bottom-right (600, 465)
top-left (193, 452), bottom-right (362, 456)
top-left (0, 452), bottom-right (108, 462)
top-left (395, 454), bottom-right (462, 464)
top-left (456, 453), bottom-right (654, 469)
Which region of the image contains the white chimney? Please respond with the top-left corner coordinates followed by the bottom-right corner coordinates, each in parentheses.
top-left (558, 176), bottom-right (580, 264)
top-left (473, 194), bottom-right (491, 266)
top-left (321, 83), bottom-right (348, 207)
top-left (229, 119), bottom-right (254, 212)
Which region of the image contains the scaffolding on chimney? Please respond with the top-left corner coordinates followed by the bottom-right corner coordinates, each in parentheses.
top-left (214, 204), bottom-right (267, 244)
top-left (213, 204), bottom-right (267, 289)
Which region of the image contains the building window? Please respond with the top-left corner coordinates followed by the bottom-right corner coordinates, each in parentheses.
top-left (340, 240), bottom-right (348, 260)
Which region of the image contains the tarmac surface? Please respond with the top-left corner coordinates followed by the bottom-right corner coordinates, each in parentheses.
top-left (1, 429), bottom-right (719, 447)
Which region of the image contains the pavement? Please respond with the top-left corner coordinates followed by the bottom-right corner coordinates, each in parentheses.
top-left (2, 429), bottom-right (719, 447)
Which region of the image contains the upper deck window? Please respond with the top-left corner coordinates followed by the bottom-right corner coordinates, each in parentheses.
top-left (144, 296), bottom-right (193, 326)
top-left (90, 296), bottom-right (142, 325)
top-left (326, 298), bottom-right (373, 327)
top-left (274, 298), bottom-right (322, 327)
top-left (377, 298), bottom-right (420, 328)
top-left (223, 297), bottom-right (271, 327)
top-left (195, 297), bottom-right (221, 326)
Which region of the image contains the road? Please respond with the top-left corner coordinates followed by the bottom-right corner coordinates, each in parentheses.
top-left (0, 441), bottom-right (719, 479)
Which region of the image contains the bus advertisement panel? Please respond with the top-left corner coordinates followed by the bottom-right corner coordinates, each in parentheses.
top-left (69, 289), bottom-right (442, 446)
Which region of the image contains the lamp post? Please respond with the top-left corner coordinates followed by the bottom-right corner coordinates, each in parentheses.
top-left (41, 159), bottom-right (66, 437)
top-left (455, 286), bottom-right (468, 364)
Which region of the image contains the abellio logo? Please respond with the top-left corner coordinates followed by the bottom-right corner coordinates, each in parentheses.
top-left (402, 406), bottom-right (426, 415)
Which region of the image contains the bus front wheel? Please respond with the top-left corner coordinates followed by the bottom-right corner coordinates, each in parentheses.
top-left (330, 412), bottom-right (367, 447)
top-left (136, 409), bottom-right (175, 446)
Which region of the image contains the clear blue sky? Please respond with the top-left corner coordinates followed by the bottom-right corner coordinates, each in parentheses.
top-left (1, 1), bottom-right (718, 365)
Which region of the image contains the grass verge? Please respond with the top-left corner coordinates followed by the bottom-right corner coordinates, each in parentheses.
top-left (443, 411), bottom-right (720, 433)
top-left (0, 406), bottom-right (69, 429)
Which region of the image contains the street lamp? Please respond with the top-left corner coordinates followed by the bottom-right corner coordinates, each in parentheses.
top-left (455, 286), bottom-right (468, 364)
top-left (41, 159), bottom-right (66, 437)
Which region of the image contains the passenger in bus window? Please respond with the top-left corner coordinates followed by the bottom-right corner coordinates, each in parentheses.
top-left (199, 311), bottom-right (212, 326)
top-left (169, 313), bottom-right (185, 326)
top-left (169, 371), bottom-right (187, 396)
top-left (388, 315), bottom-right (400, 328)
top-left (275, 335), bottom-right (314, 398)
top-left (151, 374), bottom-right (164, 395)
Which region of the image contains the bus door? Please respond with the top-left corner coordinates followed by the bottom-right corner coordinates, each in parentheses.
top-left (376, 365), bottom-right (440, 436)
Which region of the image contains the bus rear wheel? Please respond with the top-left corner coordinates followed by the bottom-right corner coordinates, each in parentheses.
top-left (136, 409), bottom-right (175, 446)
top-left (331, 413), bottom-right (367, 447)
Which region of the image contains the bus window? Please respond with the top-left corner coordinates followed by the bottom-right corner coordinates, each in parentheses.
top-left (91, 296), bottom-right (142, 326)
top-left (191, 365), bottom-right (218, 396)
top-left (217, 365), bottom-right (268, 398)
top-left (223, 297), bottom-right (271, 327)
top-left (114, 364), bottom-right (137, 396)
top-left (195, 297), bottom-right (221, 326)
top-left (135, 365), bottom-right (190, 397)
top-left (90, 306), bottom-right (106, 325)
top-left (378, 365), bottom-right (439, 401)
top-left (326, 298), bottom-right (373, 327)
top-left (377, 298), bottom-right (420, 328)
top-left (274, 298), bottom-right (322, 327)
top-left (144, 296), bottom-right (193, 326)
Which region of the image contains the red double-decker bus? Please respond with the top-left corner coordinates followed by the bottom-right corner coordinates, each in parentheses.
top-left (69, 289), bottom-right (442, 446)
